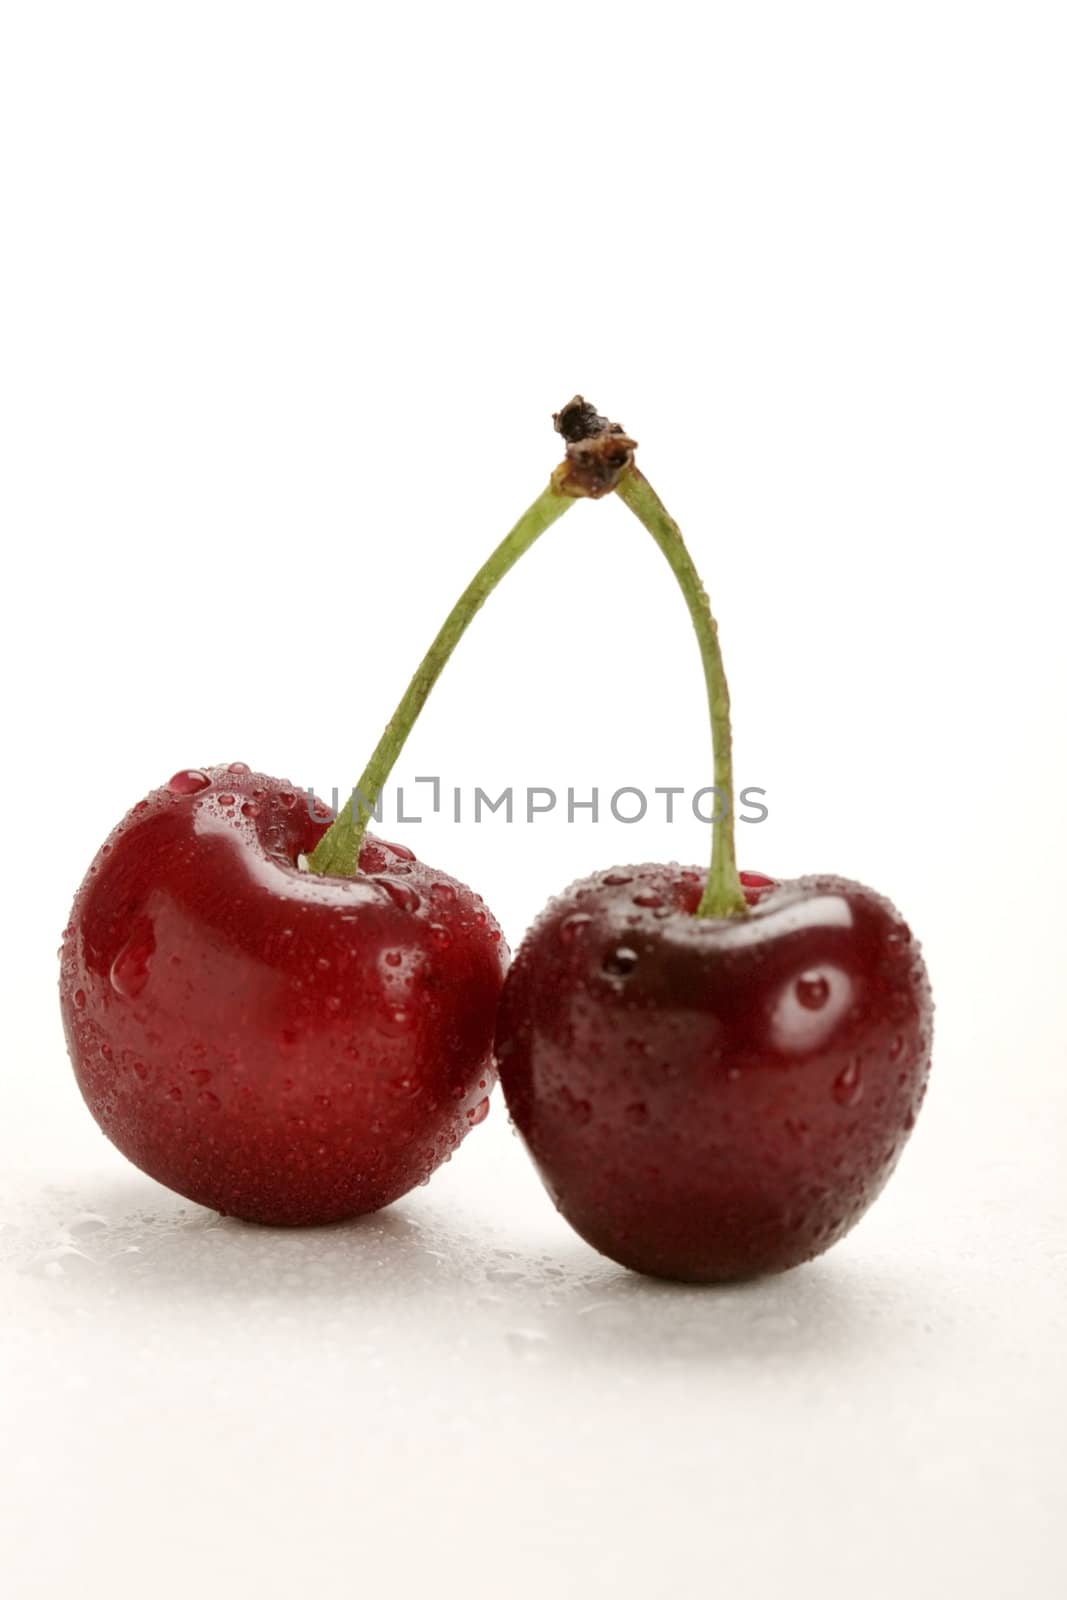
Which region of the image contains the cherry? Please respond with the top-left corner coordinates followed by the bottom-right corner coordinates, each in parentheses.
top-left (494, 399), bottom-right (934, 1281)
top-left (58, 440), bottom-right (586, 1223)
top-left (496, 864), bottom-right (931, 1281)
top-left (60, 765), bottom-right (506, 1224)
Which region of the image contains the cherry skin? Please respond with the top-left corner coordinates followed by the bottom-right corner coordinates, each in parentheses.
top-left (59, 764), bottom-right (506, 1224)
top-left (495, 866), bottom-right (932, 1282)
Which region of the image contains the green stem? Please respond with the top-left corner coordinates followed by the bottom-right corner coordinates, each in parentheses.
top-left (615, 467), bottom-right (748, 919)
top-left (307, 480), bottom-right (574, 878)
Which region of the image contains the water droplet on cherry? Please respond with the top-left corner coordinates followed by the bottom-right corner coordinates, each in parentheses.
top-left (73, 989), bottom-right (86, 1009)
top-left (377, 1008), bottom-right (413, 1037)
top-left (559, 913), bottom-right (592, 944)
top-left (241, 802), bottom-right (259, 818)
top-left (602, 872), bottom-right (633, 887)
top-left (110, 926), bottom-right (154, 999)
top-left (167, 769), bottom-right (210, 795)
top-left (561, 1086), bottom-right (593, 1125)
top-left (217, 793), bottom-right (236, 807)
top-left (380, 879), bottom-right (420, 913)
top-left (603, 947), bottom-right (639, 976)
top-left (430, 925), bottom-right (452, 949)
top-left (467, 1096), bottom-right (490, 1126)
top-left (795, 972), bottom-right (830, 1010)
top-left (833, 1060), bottom-right (864, 1107)
top-left (227, 762), bottom-right (251, 774)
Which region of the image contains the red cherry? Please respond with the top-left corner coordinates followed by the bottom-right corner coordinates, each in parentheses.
top-left (59, 765), bottom-right (507, 1224)
top-left (495, 863), bottom-right (932, 1282)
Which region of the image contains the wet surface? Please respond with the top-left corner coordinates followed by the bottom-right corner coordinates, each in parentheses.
top-left (2, 1102), bottom-right (1064, 1600)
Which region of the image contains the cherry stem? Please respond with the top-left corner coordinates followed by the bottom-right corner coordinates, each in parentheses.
top-left (614, 467), bottom-right (748, 919)
top-left (307, 481), bottom-right (574, 878)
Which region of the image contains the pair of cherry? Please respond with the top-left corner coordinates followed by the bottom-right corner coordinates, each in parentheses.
top-left (59, 402), bottom-right (932, 1282)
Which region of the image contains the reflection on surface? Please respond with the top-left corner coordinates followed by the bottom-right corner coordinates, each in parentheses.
top-left (3, 1165), bottom-right (911, 1374)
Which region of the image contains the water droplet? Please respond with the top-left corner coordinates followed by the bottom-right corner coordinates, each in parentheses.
top-left (625, 1102), bottom-right (649, 1126)
top-left (384, 950), bottom-right (402, 968)
top-left (430, 882), bottom-right (457, 903)
top-left (603, 946), bottom-right (639, 976)
top-left (382, 839), bottom-right (416, 862)
top-left (833, 1060), bottom-right (864, 1107)
top-left (380, 879), bottom-right (420, 913)
top-left (167, 769), bottom-right (210, 795)
top-left (68, 1211), bottom-right (108, 1235)
top-left (199, 1090), bottom-right (220, 1109)
top-left (110, 924), bottom-right (155, 999)
top-left (561, 1086), bottom-right (592, 1125)
top-left (467, 1096), bottom-right (491, 1126)
top-left (227, 761), bottom-right (251, 774)
top-left (168, 1086), bottom-right (183, 1102)
top-left (189, 1068), bottom-right (211, 1087)
top-left (430, 924), bottom-right (452, 949)
top-left (795, 971), bottom-right (830, 1010)
top-left (888, 1034), bottom-right (905, 1061)
top-left (740, 870), bottom-right (775, 889)
top-left (241, 801), bottom-right (259, 818)
top-left (133, 1061), bottom-right (148, 1081)
top-left (377, 1008), bottom-right (414, 1037)
top-left (602, 871), bottom-right (633, 887)
top-left (278, 792), bottom-right (297, 810)
top-left (73, 989), bottom-right (86, 1009)
top-left (633, 891), bottom-right (664, 909)
top-left (559, 913), bottom-right (591, 944)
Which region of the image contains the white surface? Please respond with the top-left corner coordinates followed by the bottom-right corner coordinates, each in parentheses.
top-left (2, 2), bottom-right (1066, 1596)
top-left (1, 1082), bottom-right (1064, 1600)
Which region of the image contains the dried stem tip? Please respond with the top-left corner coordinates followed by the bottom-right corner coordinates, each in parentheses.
top-left (552, 395), bottom-right (637, 499)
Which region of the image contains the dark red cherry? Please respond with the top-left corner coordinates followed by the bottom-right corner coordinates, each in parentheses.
top-left (59, 765), bottom-right (506, 1224)
top-left (495, 864), bottom-right (932, 1282)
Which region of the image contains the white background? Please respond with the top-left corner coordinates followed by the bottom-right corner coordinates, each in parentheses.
top-left (2, 3), bottom-right (1065, 1597)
